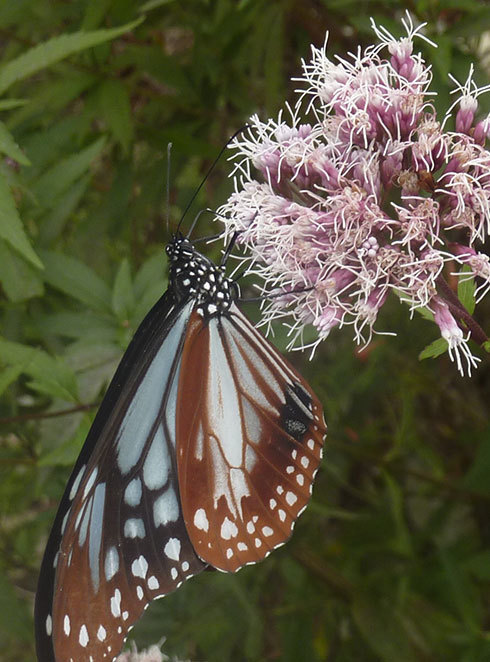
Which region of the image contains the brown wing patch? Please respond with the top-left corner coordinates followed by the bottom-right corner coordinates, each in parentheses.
top-left (177, 306), bottom-right (326, 572)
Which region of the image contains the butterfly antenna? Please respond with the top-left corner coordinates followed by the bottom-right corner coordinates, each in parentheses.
top-left (166, 142), bottom-right (172, 236)
top-left (176, 125), bottom-right (249, 235)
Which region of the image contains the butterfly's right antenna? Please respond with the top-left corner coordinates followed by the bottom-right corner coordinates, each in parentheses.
top-left (166, 142), bottom-right (172, 236)
top-left (177, 125), bottom-right (249, 237)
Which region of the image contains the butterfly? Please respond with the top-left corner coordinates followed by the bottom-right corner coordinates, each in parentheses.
top-left (35, 232), bottom-right (326, 662)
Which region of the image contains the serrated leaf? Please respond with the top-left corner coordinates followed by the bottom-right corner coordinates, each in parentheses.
top-left (0, 338), bottom-right (78, 401)
top-left (98, 79), bottom-right (133, 153)
top-left (457, 266), bottom-right (476, 314)
top-left (0, 170), bottom-right (42, 268)
top-left (38, 249), bottom-right (112, 314)
top-left (112, 258), bottom-right (134, 320)
top-left (419, 337), bottom-right (448, 361)
top-left (0, 238), bottom-right (44, 301)
top-left (0, 18), bottom-right (144, 95)
top-left (0, 119), bottom-right (30, 165)
top-left (32, 136), bottom-right (106, 208)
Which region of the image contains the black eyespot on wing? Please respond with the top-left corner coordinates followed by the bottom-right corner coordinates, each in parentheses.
top-left (281, 382), bottom-right (314, 442)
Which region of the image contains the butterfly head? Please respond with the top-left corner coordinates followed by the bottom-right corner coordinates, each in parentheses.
top-left (166, 235), bottom-right (239, 318)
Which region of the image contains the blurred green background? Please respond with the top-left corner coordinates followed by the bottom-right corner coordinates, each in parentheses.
top-left (0, 1), bottom-right (489, 660)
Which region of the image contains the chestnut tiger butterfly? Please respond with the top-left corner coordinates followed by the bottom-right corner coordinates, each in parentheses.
top-left (35, 231), bottom-right (326, 662)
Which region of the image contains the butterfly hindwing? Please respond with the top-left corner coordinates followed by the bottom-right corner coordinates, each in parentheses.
top-left (177, 305), bottom-right (326, 572)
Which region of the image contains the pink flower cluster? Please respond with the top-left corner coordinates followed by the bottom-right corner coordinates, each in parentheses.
top-left (219, 14), bottom-right (489, 375)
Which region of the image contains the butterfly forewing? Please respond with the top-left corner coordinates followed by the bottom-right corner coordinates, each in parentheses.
top-left (36, 297), bottom-right (206, 662)
top-left (177, 306), bottom-right (326, 572)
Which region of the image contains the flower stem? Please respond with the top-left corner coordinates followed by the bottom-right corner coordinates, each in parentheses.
top-left (436, 276), bottom-right (488, 346)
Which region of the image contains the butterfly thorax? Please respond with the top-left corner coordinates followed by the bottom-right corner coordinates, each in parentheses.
top-left (166, 235), bottom-right (238, 319)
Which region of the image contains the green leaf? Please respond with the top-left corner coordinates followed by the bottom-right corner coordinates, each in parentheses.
top-left (112, 259), bottom-right (134, 320)
top-left (0, 363), bottom-right (24, 397)
top-left (38, 416), bottom-right (92, 467)
top-left (98, 79), bottom-right (133, 153)
top-left (0, 170), bottom-right (42, 268)
top-left (419, 337), bottom-right (448, 361)
top-left (0, 338), bottom-right (78, 401)
top-left (0, 570), bottom-right (31, 641)
top-left (461, 429), bottom-right (490, 495)
top-left (0, 119), bottom-right (30, 165)
top-left (37, 311), bottom-right (117, 343)
top-left (457, 266), bottom-right (476, 314)
top-left (133, 251), bottom-right (167, 300)
top-left (0, 238), bottom-right (43, 301)
top-left (32, 136), bottom-right (106, 207)
top-left (353, 595), bottom-right (421, 662)
top-left (39, 249), bottom-right (112, 314)
top-left (0, 98), bottom-right (27, 111)
top-left (38, 173), bottom-right (91, 246)
top-left (0, 18), bottom-right (144, 95)
top-left (139, 0), bottom-right (177, 11)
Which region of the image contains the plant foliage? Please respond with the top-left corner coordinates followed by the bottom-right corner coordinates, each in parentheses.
top-left (0, 2), bottom-right (489, 661)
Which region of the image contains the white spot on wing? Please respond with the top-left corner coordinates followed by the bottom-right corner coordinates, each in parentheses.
top-left (97, 625), bottom-right (106, 642)
top-left (45, 615), bottom-right (52, 636)
top-left (111, 589), bottom-right (122, 618)
top-left (143, 426), bottom-right (170, 490)
top-left (220, 517), bottom-right (238, 540)
top-left (79, 624), bottom-right (89, 647)
top-left (105, 546), bottom-right (119, 581)
top-left (193, 508), bottom-right (209, 531)
top-left (124, 478), bottom-right (142, 506)
top-left (69, 464), bottom-right (86, 500)
top-left (286, 491), bottom-right (297, 506)
top-left (82, 467), bottom-right (98, 499)
top-left (63, 614), bottom-right (70, 636)
top-left (131, 555), bottom-right (148, 579)
top-left (164, 538), bottom-right (181, 561)
top-left (148, 575), bottom-right (159, 590)
top-left (124, 518), bottom-right (146, 539)
top-left (153, 488), bottom-right (179, 527)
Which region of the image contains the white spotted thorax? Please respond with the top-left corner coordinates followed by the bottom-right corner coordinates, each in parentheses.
top-left (166, 235), bottom-right (238, 318)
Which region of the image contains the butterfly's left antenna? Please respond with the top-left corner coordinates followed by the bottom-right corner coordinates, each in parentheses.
top-left (176, 126), bottom-right (249, 236)
top-left (166, 142), bottom-right (172, 236)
